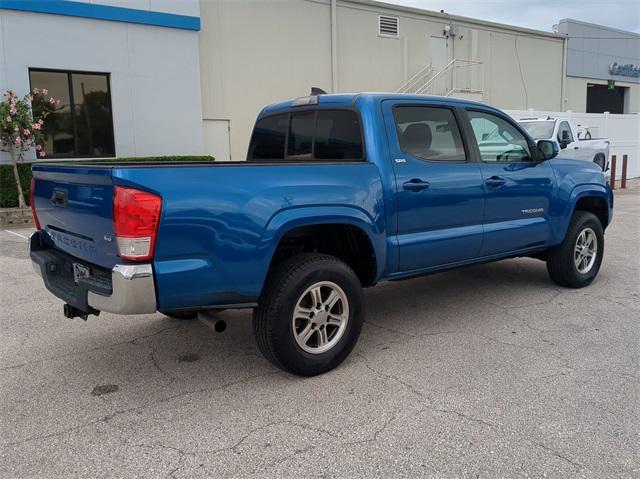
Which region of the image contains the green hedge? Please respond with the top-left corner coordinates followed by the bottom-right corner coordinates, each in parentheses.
top-left (0, 156), bottom-right (215, 208)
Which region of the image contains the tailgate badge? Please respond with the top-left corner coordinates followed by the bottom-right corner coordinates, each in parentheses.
top-left (103, 234), bottom-right (113, 242)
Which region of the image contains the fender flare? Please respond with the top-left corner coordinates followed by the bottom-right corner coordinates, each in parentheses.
top-left (555, 184), bottom-right (610, 241)
top-left (258, 205), bottom-right (386, 283)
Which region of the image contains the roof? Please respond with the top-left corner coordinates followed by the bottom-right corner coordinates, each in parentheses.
top-left (261, 92), bottom-right (498, 116)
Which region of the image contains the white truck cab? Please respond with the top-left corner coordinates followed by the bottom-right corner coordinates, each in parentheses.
top-left (518, 118), bottom-right (610, 171)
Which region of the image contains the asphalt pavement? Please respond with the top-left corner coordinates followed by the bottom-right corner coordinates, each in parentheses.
top-left (1, 185), bottom-right (638, 478)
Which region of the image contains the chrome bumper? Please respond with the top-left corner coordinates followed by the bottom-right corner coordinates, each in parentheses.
top-left (87, 264), bottom-right (157, 314)
top-left (30, 232), bottom-right (157, 315)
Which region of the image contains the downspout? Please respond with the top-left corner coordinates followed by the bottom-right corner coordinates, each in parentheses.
top-left (560, 34), bottom-right (568, 112)
top-left (331, 0), bottom-right (338, 93)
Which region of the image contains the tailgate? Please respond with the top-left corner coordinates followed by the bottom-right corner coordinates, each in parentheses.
top-left (32, 164), bottom-right (118, 269)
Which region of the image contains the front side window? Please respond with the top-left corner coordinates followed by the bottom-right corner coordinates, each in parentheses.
top-left (393, 106), bottom-right (466, 162)
top-left (557, 121), bottom-right (574, 144)
top-left (248, 109), bottom-right (363, 161)
top-left (29, 69), bottom-right (115, 158)
top-left (468, 110), bottom-right (532, 162)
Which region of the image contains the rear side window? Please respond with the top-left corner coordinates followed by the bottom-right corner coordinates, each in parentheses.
top-left (393, 106), bottom-right (466, 162)
top-left (248, 109), bottom-right (364, 161)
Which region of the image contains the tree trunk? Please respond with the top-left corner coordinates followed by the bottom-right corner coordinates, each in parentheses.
top-left (10, 150), bottom-right (27, 209)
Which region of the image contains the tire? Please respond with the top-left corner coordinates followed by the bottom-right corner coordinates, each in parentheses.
top-left (594, 154), bottom-right (606, 171)
top-left (253, 253), bottom-right (363, 376)
top-left (546, 211), bottom-right (604, 288)
top-left (162, 311), bottom-right (198, 320)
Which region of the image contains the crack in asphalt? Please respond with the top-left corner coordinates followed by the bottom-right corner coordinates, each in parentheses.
top-left (0, 324), bottom-right (187, 373)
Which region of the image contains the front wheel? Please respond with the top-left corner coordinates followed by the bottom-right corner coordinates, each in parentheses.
top-left (546, 211), bottom-right (604, 288)
top-left (253, 253), bottom-right (363, 376)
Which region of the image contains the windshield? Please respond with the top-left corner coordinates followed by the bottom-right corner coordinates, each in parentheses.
top-left (519, 121), bottom-right (555, 140)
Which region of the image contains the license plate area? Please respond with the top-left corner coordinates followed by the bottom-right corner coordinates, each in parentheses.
top-left (73, 263), bottom-right (90, 284)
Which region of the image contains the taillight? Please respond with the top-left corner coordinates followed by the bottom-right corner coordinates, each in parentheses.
top-left (113, 186), bottom-right (162, 261)
top-left (29, 178), bottom-right (41, 230)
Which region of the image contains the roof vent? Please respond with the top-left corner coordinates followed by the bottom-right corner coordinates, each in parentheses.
top-left (378, 15), bottom-right (399, 37)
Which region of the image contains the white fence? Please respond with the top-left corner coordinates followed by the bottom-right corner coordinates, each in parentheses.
top-left (505, 109), bottom-right (640, 179)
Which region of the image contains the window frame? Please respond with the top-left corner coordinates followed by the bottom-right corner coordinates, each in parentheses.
top-left (247, 107), bottom-right (367, 163)
top-left (28, 67), bottom-right (116, 159)
top-left (391, 104), bottom-right (472, 164)
top-left (464, 108), bottom-right (539, 164)
top-left (557, 121), bottom-right (574, 144)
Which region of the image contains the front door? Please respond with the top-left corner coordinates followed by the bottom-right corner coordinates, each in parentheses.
top-left (466, 108), bottom-right (555, 256)
top-left (383, 100), bottom-right (485, 272)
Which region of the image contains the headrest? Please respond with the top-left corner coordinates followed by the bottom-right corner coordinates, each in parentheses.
top-left (400, 123), bottom-right (432, 153)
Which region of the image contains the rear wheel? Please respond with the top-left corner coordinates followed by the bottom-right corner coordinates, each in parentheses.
top-left (253, 253), bottom-right (363, 376)
top-left (546, 211), bottom-right (604, 288)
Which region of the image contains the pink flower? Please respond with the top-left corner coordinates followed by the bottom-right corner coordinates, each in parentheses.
top-left (38, 119), bottom-right (44, 125)
top-left (14, 126), bottom-right (19, 131)
top-left (56, 99), bottom-right (61, 105)
top-left (26, 138), bottom-right (34, 145)
top-left (14, 137), bottom-right (21, 145)
top-left (42, 88), bottom-right (48, 95)
top-left (36, 144), bottom-right (42, 151)
top-left (24, 129), bottom-right (30, 136)
top-left (38, 151), bottom-right (46, 157)
top-left (32, 122), bottom-right (41, 130)
top-left (49, 97), bottom-right (56, 104)
top-left (33, 88), bottom-right (40, 94)
top-left (5, 115), bottom-right (10, 122)
top-left (9, 107), bottom-right (16, 115)
top-left (28, 95), bottom-right (33, 102)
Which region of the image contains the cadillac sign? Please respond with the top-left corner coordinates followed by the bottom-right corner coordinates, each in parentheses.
top-left (609, 62), bottom-right (640, 78)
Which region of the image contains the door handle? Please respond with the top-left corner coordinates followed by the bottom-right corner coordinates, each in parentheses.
top-left (573, 146), bottom-right (579, 150)
top-left (402, 179), bottom-right (430, 192)
top-left (485, 176), bottom-right (506, 188)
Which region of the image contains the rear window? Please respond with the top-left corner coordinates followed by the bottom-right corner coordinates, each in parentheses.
top-left (248, 109), bottom-right (364, 161)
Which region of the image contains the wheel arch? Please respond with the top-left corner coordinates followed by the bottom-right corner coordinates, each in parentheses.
top-left (259, 206), bottom-right (386, 290)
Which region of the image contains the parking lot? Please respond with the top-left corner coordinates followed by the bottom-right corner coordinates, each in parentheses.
top-left (0, 185), bottom-right (638, 478)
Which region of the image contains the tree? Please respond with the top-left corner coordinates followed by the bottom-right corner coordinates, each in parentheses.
top-left (0, 89), bottom-right (59, 208)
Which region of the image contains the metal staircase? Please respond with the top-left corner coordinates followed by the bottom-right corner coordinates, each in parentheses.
top-left (396, 58), bottom-right (484, 101)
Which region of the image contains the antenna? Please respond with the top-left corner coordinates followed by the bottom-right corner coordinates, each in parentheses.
top-left (310, 87), bottom-right (327, 96)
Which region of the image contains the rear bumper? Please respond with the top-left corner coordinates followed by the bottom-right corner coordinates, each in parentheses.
top-left (29, 232), bottom-right (156, 315)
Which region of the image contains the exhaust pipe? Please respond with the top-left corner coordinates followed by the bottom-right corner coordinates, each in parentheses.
top-left (197, 310), bottom-right (227, 333)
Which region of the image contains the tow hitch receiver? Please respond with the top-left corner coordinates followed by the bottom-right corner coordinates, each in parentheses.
top-left (63, 303), bottom-right (99, 321)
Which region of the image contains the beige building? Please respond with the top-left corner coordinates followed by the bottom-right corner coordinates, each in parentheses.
top-left (199, 0), bottom-right (566, 161)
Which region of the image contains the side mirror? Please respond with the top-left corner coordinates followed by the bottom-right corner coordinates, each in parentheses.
top-left (561, 130), bottom-right (570, 140)
top-left (559, 139), bottom-right (568, 149)
top-left (537, 140), bottom-right (558, 161)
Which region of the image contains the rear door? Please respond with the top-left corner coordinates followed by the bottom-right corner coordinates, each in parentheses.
top-left (465, 108), bottom-right (555, 256)
top-left (32, 165), bottom-right (119, 269)
top-left (383, 100), bottom-right (485, 272)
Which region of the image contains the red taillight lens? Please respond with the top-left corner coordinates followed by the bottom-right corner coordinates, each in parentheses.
top-left (113, 186), bottom-right (162, 261)
top-left (30, 178), bottom-right (41, 230)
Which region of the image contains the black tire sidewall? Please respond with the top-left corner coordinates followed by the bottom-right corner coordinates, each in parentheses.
top-left (264, 257), bottom-right (363, 375)
top-left (562, 213), bottom-right (604, 286)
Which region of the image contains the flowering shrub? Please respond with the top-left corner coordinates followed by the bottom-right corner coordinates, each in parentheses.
top-left (0, 89), bottom-right (59, 207)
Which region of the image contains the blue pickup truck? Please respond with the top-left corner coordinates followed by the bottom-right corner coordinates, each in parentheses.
top-left (30, 93), bottom-right (613, 376)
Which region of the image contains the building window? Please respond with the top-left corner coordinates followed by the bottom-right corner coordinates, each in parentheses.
top-left (29, 69), bottom-right (115, 158)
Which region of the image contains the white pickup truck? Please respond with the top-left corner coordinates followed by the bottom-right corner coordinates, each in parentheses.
top-left (518, 118), bottom-right (610, 171)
